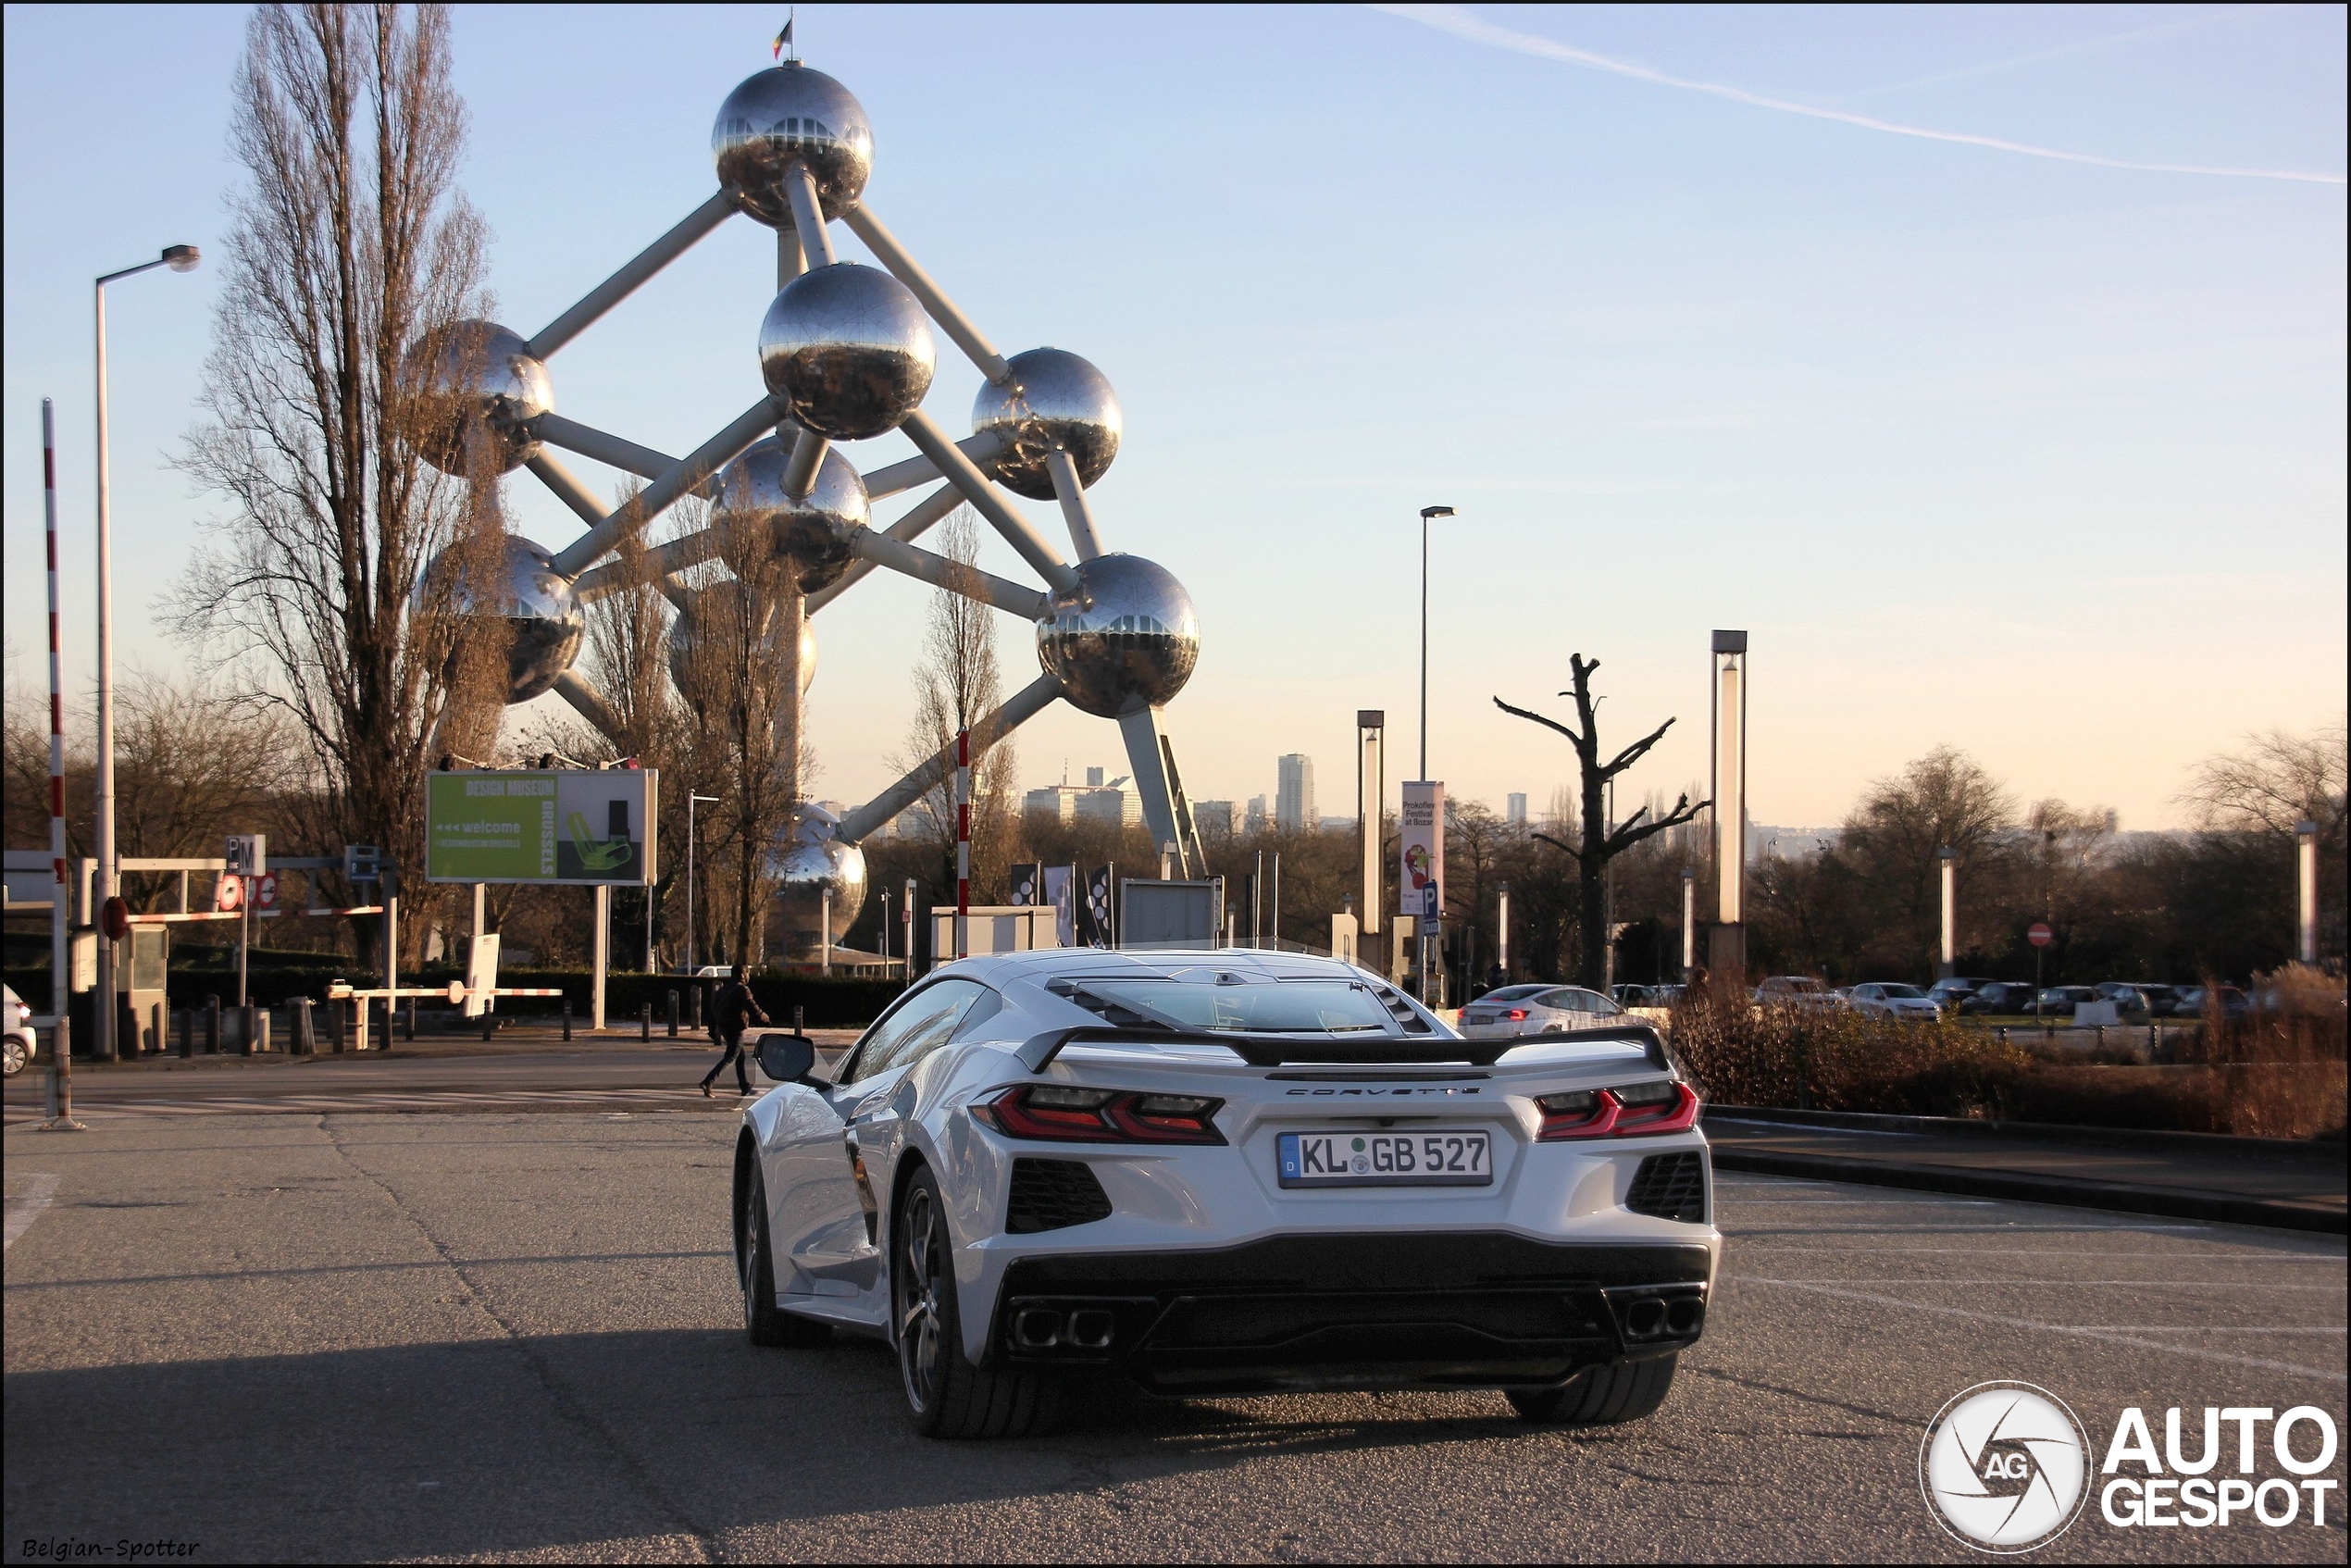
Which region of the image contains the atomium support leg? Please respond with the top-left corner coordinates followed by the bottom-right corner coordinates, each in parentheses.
top-left (857, 428), bottom-right (1009, 502)
top-left (778, 225), bottom-right (805, 289)
top-left (526, 452), bottom-right (613, 529)
top-left (784, 167), bottom-right (836, 268)
top-left (834, 672), bottom-right (1063, 846)
top-left (850, 529), bottom-right (1051, 618)
top-left (1116, 705), bottom-right (1203, 878)
top-left (842, 205), bottom-right (1013, 385)
top-left (551, 394), bottom-right (788, 577)
top-left (901, 410), bottom-right (1080, 595)
top-left (527, 189), bottom-right (737, 361)
top-left (553, 668), bottom-right (626, 744)
top-left (807, 481), bottom-right (964, 614)
top-left (1044, 448), bottom-right (1106, 562)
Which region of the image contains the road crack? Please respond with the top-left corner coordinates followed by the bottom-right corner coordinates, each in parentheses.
top-left (317, 1114), bottom-right (725, 1562)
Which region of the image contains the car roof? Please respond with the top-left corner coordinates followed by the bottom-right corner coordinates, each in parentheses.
top-left (935, 947), bottom-right (1373, 987)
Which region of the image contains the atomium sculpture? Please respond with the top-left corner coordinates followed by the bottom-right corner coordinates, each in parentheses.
top-left (397, 56), bottom-right (1205, 955)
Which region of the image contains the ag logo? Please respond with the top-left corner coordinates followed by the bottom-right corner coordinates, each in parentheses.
top-left (1921, 1382), bottom-right (2091, 1553)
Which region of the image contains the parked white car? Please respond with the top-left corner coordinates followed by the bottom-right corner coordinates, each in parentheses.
top-left (733, 948), bottom-right (1715, 1437)
top-left (3, 984), bottom-right (35, 1076)
top-left (1846, 982), bottom-right (1942, 1021)
top-left (1458, 984), bottom-right (1629, 1040)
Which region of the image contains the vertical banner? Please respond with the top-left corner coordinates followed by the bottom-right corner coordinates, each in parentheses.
top-left (1008, 862), bottom-right (1044, 907)
top-left (1081, 864), bottom-right (1116, 947)
top-left (1399, 781), bottom-right (1444, 920)
top-left (1043, 865), bottom-right (1075, 947)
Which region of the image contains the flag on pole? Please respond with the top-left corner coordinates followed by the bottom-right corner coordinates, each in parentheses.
top-left (773, 18), bottom-right (792, 59)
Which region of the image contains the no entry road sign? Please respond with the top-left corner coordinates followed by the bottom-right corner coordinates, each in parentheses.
top-left (2027, 921), bottom-right (2053, 948)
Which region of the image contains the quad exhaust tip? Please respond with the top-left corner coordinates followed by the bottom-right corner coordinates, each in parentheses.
top-left (1011, 1307), bottom-right (1117, 1351)
top-left (1614, 1292), bottom-right (1705, 1342)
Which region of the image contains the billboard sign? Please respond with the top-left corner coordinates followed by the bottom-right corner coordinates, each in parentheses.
top-left (1399, 780), bottom-right (1444, 919)
top-left (424, 769), bottom-right (656, 885)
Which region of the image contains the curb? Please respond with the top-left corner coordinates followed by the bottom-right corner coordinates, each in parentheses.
top-left (1707, 1104), bottom-right (2345, 1164)
top-left (1709, 1147), bottom-right (2346, 1235)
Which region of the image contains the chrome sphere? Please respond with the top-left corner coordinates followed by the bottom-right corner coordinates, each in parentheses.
top-left (1035, 554), bottom-right (1199, 718)
top-left (712, 64), bottom-right (874, 229)
top-left (710, 435), bottom-right (869, 593)
top-left (416, 535), bottom-right (583, 703)
top-left (399, 320), bottom-right (551, 478)
top-left (770, 831), bottom-right (867, 950)
top-left (666, 582), bottom-right (817, 698)
top-left (972, 347), bottom-right (1122, 501)
top-left (758, 265), bottom-right (936, 441)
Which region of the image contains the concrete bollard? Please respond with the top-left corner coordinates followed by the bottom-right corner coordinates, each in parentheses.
top-left (794, 1003), bottom-right (805, 1034)
top-left (240, 1003), bottom-right (258, 1057)
top-left (667, 989), bottom-right (679, 1039)
top-left (689, 986), bottom-right (701, 1031)
top-left (205, 995), bottom-right (221, 1055)
top-left (641, 1002), bottom-right (652, 1041)
top-left (405, 998), bottom-right (417, 1042)
top-left (481, 1004), bottom-right (495, 1042)
top-left (294, 997), bottom-right (316, 1056)
top-left (150, 1002), bottom-right (163, 1057)
top-left (562, 998), bottom-right (573, 1042)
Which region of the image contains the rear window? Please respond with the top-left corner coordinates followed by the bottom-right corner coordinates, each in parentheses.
top-left (1481, 985), bottom-right (1551, 1002)
top-left (1879, 984), bottom-right (1926, 999)
top-left (1063, 978), bottom-right (1399, 1036)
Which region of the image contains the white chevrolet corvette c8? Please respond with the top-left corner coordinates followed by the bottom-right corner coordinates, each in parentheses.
top-left (732, 947), bottom-right (1718, 1438)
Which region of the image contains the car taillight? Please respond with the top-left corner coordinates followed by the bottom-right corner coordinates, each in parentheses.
top-left (1505, 1008), bottom-right (1527, 1021)
top-left (973, 1084), bottom-right (1226, 1145)
top-left (1535, 1081), bottom-right (1701, 1140)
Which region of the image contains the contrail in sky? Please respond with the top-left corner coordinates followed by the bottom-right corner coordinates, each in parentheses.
top-left (1374, 5), bottom-right (2346, 186)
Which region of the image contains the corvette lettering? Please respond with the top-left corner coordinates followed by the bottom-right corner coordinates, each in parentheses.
top-left (1283, 1086), bottom-right (1481, 1097)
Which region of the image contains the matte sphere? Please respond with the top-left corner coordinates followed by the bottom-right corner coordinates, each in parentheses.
top-left (666, 582), bottom-right (817, 699)
top-left (713, 65), bottom-right (873, 229)
top-left (1035, 554), bottom-right (1199, 718)
top-left (710, 434), bottom-right (869, 593)
top-left (399, 320), bottom-right (552, 478)
top-left (758, 264), bottom-right (936, 441)
top-left (416, 535), bottom-right (583, 703)
top-left (770, 831), bottom-right (867, 949)
top-left (972, 347), bottom-right (1122, 501)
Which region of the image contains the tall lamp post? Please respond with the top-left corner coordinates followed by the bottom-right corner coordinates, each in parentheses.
top-left (93, 243), bottom-right (200, 1063)
top-left (2295, 819), bottom-right (2319, 966)
top-left (685, 793), bottom-right (721, 972)
top-left (1416, 505), bottom-right (1453, 781)
top-left (1937, 846), bottom-right (1957, 979)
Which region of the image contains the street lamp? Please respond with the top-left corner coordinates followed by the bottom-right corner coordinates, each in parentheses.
top-left (1937, 847), bottom-right (1957, 979)
top-left (685, 793), bottom-right (722, 973)
top-left (93, 243), bottom-right (200, 1062)
top-left (1416, 505), bottom-right (1453, 782)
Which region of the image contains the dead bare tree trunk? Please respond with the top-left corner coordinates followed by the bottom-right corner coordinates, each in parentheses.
top-left (175, 3), bottom-right (486, 952)
top-left (891, 511), bottom-right (1019, 901)
top-left (1497, 655), bottom-right (1708, 986)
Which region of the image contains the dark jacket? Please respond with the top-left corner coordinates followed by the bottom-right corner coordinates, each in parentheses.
top-left (712, 980), bottom-right (767, 1039)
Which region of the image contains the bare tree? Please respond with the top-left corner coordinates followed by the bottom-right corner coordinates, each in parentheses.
top-left (173, 3), bottom-right (487, 940)
top-left (1835, 747), bottom-right (2017, 975)
top-left (2182, 725), bottom-right (2347, 839)
top-left (892, 511), bottom-right (1019, 900)
top-left (1496, 654), bottom-right (1706, 985)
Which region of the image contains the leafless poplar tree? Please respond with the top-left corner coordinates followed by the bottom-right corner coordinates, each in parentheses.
top-left (1496, 655), bottom-right (1707, 985)
top-left (174, 3), bottom-right (487, 927)
top-left (893, 511), bottom-right (1019, 899)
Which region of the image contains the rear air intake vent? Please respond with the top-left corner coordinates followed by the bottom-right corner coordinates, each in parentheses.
top-left (1006, 1158), bottom-right (1113, 1234)
top-left (1625, 1151), bottom-right (1707, 1224)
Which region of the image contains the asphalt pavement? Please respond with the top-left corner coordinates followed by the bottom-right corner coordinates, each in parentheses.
top-left (6, 1106), bottom-right (2343, 1563)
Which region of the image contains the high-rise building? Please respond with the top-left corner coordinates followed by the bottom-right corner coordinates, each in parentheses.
top-left (1194, 800), bottom-right (1237, 841)
top-left (1245, 795), bottom-right (1269, 835)
top-left (1506, 792), bottom-right (1528, 828)
top-left (1276, 754), bottom-right (1316, 833)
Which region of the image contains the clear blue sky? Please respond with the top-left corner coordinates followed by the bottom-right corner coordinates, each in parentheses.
top-left (6, 4), bottom-right (2344, 831)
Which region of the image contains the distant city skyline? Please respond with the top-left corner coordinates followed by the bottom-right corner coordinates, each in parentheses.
top-left (4, 6), bottom-right (2340, 836)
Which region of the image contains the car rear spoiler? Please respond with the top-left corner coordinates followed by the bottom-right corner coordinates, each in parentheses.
top-left (1017, 1021), bottom-right (1673, 1075)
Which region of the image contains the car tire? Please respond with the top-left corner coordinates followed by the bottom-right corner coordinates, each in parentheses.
top-left (1508, 1352), bottom-right (1678, 1425)
top-left (739, 1155), bottom-right (831, 1349)
top-left (894, 1164), bottom-right (1058, 1439)
top-left (2, 1034), bottom-right (27, 1076)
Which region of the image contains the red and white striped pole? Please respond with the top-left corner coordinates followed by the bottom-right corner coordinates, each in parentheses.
top-left (43, 398), bottom-right (81, 1128)
top-left (954, 728), bottom-right (971, 960)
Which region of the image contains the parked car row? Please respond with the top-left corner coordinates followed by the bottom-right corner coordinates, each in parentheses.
top-left (1744, 974), bottom-right (2256, 1022)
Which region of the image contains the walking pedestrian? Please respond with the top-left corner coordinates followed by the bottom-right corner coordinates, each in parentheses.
top-left (700, 964), bottom-right (770, 1098)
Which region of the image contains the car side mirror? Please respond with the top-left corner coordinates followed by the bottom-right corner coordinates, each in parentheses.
top-left (754, 1032), bottom-right (819, 1086)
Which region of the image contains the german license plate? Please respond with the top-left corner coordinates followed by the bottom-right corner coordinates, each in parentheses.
top-left (1277, 1130), bottom-right (1493, 1188)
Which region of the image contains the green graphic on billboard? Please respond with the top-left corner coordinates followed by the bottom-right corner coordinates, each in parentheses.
top-left (425, 770), bottom-right (656, 885)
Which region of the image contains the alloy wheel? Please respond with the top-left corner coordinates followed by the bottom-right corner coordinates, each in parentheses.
top-left (897, 1187), bottom-right (945, 1412)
